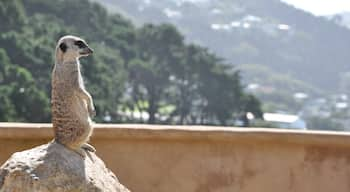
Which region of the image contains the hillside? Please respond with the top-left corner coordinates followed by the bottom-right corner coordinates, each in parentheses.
top-left (331, 12), bottom-right (350, 29)
top-left (95, 0), bottom-right (350, 96)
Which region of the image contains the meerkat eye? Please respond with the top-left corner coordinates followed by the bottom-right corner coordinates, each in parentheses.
top-left (59, 43), bottom-right (67, 52)
top-left (74, 40), bottom-right (86, 48)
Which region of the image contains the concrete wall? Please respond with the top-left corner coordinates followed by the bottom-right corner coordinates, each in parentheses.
top-left (1, 123), bottom-right (350, 192)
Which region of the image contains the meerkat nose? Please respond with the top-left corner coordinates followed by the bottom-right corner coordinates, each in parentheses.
top-left (88, 48), bottom-right (94, 54)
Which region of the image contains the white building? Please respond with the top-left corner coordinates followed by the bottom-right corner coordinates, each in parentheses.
top-left (263, 113), bottom-right (307, 130)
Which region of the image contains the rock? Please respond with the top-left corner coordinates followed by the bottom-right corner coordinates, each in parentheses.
top-left (0, 142), bottom-right (130, 192)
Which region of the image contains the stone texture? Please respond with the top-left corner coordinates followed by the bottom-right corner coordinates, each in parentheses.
top-left (0, 141), bottom-right (130, 192)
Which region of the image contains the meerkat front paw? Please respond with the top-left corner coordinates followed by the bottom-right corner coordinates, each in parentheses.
top-left (82, 143), bottom-right (96, 152)
top-left (74, 148), bottom-right (87, 157)
top-left (88, 104), bottom-right (96, 117)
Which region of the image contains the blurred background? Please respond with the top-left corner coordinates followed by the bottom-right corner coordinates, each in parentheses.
top-left (1, 0), bottom-right (350, 131)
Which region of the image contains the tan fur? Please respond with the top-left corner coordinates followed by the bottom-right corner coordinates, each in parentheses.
top-left (51, 35), bottom-right (95, 156)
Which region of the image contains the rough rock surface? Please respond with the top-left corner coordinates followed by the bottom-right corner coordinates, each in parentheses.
top-left (0, 142), bottom-right (130, 192)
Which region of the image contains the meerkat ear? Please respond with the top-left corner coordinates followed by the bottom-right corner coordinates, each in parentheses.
top-left (59, 43), bottom-right (67, 53)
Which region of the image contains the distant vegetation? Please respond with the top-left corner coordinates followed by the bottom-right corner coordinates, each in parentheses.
top-left (100, 0), bottom-right (350, 111)
top-left (0, 0), bottom-right (262, 125)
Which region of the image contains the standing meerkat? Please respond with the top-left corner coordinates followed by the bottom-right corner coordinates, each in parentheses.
top-left (51, 35), bottom-right (96, 156)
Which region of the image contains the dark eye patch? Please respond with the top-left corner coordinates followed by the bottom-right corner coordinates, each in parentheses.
top-left (59, 43), bottom-right (67, 52)
top-left (74, 40), bottom-right (86, 48)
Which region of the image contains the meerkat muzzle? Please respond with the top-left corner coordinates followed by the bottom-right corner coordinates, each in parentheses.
top-left (80, 47), bottom-right (93, 55)
top-left (87, 48), bottom-right (93, 54)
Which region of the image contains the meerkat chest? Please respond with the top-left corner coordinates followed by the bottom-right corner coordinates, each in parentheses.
top-left (52, 63), bottom-right (81, 95)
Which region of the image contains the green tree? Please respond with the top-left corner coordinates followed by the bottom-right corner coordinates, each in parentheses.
top-left (82, 43), bottom-right (127, 122)
top-left (167, 45), bottom-right (202, 124)
top-left (239, 94), bottom-right (263, 127)
top-left (0, 49), bottom-right (50, 122)
top-left (128, 24), bottom-right (184, 124)
top-left (0, 0), bottom-right (26, 32)
top-left (0, 49), bottom-right (17, 121)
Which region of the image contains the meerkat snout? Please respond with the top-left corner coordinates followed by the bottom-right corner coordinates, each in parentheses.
top-left (74, 39), bottom-right (93, 56)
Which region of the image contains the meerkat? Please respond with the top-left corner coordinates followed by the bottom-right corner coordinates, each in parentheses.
top-left (51, 35), bottom-right (96, 157)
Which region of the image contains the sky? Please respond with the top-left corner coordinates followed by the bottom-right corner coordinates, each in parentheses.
top-left (281, 0), bottom-right (350, 16)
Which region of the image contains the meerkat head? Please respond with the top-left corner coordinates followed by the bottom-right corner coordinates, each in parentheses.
top-left (55, 35), bottom-right (93, 63)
